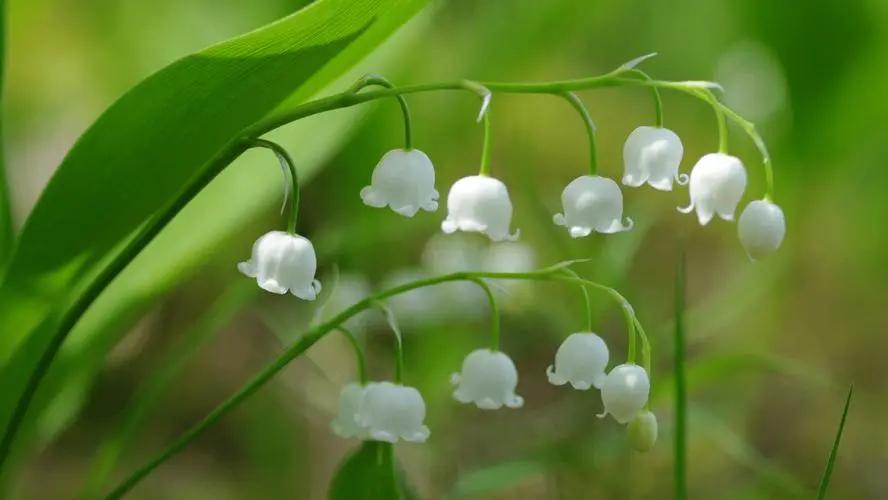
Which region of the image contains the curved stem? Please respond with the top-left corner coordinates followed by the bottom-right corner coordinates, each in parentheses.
top-left (559, 92), bottom-right (597, 175)
top-left (625, 69), bottom-right (663, 128)
top-left (349, 74), bottom-right (413, 149)
top-left (559, 268), bottom-right (593, 331)
top-left (469, 278), bottom-right (500, 351)
top-left (248, 139), bottom-right (300, 234)
top-left (478, 109), bottom-right (492, 176)
top-left (337, 326), bottom-right (367, 385)
top-left (555, 276), bottom-right (639, 365)
top-left (375, 302), bottom-right (404, 383)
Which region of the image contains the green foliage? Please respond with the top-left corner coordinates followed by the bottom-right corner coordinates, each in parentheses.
top-left (816, 385), bottom-right (854, 499)
top-left (329, 441), bottom-right (402, 500)
top-left (0, 0), bottom-right (430, 484)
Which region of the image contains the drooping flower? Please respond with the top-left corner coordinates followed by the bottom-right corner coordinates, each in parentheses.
top-left (627, 410), bottom-right (658, 452)
top-left (354, 382), bottom-right (430, 443)
top-left (441, 175), bottom-right (519, 242)
top-left (738, 199), bottom-right (785, 260)
top-left (553, 175), bottom-right (633, 237)
top-left (546, 332), bottom-right (609, 390)
top-left (678, 153), bottom-right (747, 225)
top-left (238, 231), bottom-right (321, 300)
top-left (622, 126), bottom-right (686, 191)
top-left (598, 364), bottom-right (650, 424)
top-left (330, 382), bottom-right (373, 439)
top-left (451, 349), bottom-right (524, 410)
top-left (360, 149), bottom-right (439, 217)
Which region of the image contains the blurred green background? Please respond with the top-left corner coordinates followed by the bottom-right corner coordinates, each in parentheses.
top-left (3, 0), bottom-right (887, 498)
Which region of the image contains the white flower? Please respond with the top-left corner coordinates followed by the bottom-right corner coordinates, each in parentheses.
top-left (553, 175), bottom-right (633, 237)
top-left (355, 382), bottom-right (430, 443)
top-left (598, 364), bottom-right (650, 424)
top-left (627, 410), bottom-right (658, 452)
top-left (738, 199), bottom-right (785, 260)
top-left (482, 241), bottom-right (537, 302)
top-left (451, 349), bottom-right (524, 410)
top-left (330, 382), bottom-right (372, 439)
top-left (678, 153), bottom-right (747, 225)
top-left (622, 126), bottom-right (686, 191)
top-left (546, 332), bottom-right (609, 390)
top-left (441, 175), bottom-right (519, 242)
top-left (360, 148), bottom-right (439, 217)
top-left (238, 231), bottom-right (321, 300)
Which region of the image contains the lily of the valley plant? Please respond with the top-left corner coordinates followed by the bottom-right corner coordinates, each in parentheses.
top-left (6, 54), bottom-right (789, 499)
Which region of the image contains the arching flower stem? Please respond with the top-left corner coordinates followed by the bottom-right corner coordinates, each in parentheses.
top-left (558, 92), bottom-right (598, 175)
top-left (247, 138), bottom-right (300, 234)
top-left (348, 74), bottom-right (414, 150)
top-left (468, 277), bottom-right (500, 351)
top-left (478, 110), bottom-right (493, 176)
top-left (376, 302), bottom-right (405, 383)
top-left (336, 326), bottom-right (367, 385)
top-left (558, 268), bottom-right (593, 332)
top-left (624, 69), bottom-right (664, 128)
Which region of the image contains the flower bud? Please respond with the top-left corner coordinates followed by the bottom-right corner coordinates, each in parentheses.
top-left (738, 199), bottom-right (785, 260)
top-left (598, 364), bottom-right (650, 424)
top-left (627, 410), bottom-right (658, 452)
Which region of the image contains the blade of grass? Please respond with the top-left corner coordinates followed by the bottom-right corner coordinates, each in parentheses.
top-left (79, 282), bottom-right (257, 498)
top-left (0, 0), bottom-right (12, 270)
top-left (674, 251), bottom-right (687, 500)
top-left (816, 385), bottom-right (854, 500)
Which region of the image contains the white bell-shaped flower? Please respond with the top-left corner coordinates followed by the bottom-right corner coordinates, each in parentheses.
top-left (627, 410), bottom-right (658, 452)
top-left (553, 175), bottom-right (633, 237)
top-left (330, 382), bottom-right (372, 439)
top-left (355, 382), bottom-right (430, 443)
top-left (238, 231), bottom-right (321, 300)
top-left (441, 175), bottom-right (519, 242)
top-left (598, 364), bottom-right (650, 424)
top-left (546, 332), bottom-right (609, 390)
top-left (678, 153), bottom-right (747, 225)
top-left (451, 349), bottom-right (524, 410)
top-left (622, 126), bottom-right (686, 191)
top-left (360, 148), bottom-right (438, 217)
top-left (738, 199), bottom-right (785, 260)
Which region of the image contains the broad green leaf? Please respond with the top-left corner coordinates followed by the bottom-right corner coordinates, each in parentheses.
top-left (0, 0), bottom-right (430, 481)
top-left (25, 8), bottom-right (429, 450)
top-left (816, 385), bottom-right (853, 500)
top-left (329, 441), bottom-right (402, 500)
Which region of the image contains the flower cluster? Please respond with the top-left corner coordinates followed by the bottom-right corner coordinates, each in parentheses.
top-left (329, 331), bottom-right (655, 449)
top-left (232, 59), bottom-right (787, 458)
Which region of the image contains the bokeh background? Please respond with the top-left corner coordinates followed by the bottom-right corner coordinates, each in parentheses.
top-left (4, 0), bottom-right (887, 498)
